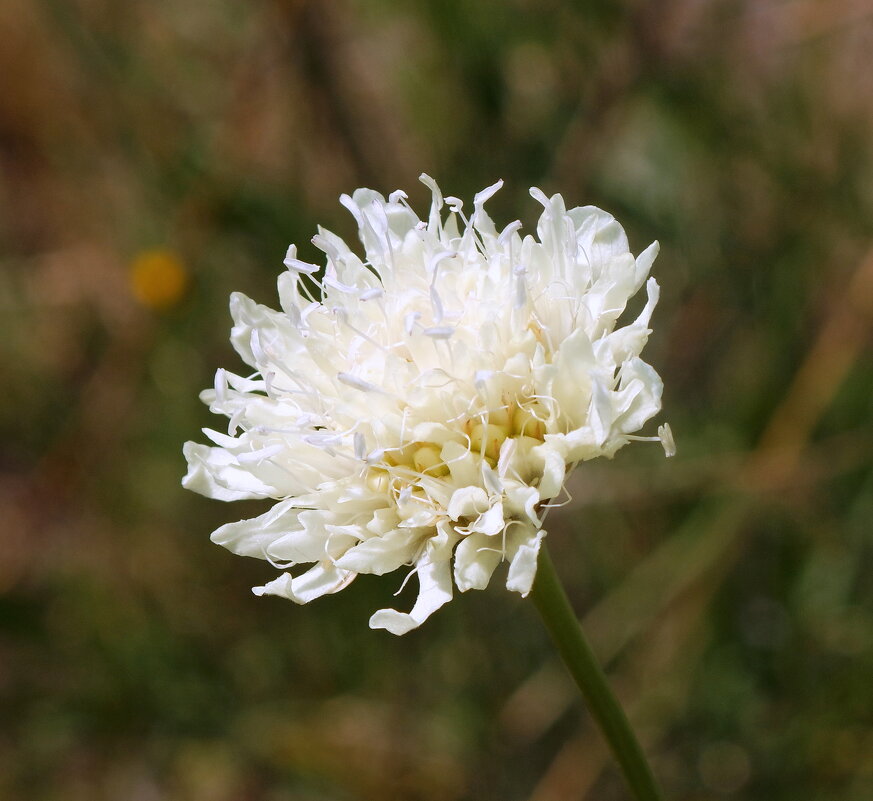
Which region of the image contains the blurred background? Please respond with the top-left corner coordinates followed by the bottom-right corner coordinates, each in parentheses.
top-left (2, 1), bottom-right (873, 799)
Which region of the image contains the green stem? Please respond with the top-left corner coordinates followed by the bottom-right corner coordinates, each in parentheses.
top-left (530, 544), bottom-right (664, 801)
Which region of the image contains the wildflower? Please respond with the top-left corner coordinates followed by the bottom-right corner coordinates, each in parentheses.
top-left (183, 177), bottom-right (672, 635)
top-left (130, 248), bottom-right (189, 310)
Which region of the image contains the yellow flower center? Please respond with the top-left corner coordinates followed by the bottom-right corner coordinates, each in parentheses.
top-left (366, 399), bottom-right (549, 492)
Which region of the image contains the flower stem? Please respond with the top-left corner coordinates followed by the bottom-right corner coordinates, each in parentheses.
top-left (530, 544), bottom-right (664, 801)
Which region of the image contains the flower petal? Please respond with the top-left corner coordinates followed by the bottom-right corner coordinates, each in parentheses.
top-left (369, 527), bottom-right (458, 635)
top-left (253, 561), bottom-right (356, 604)
top-left (447, 486), bottom-right (490, 521)
top-left (505, 525), bottom-right (546, 596)
top-left (335, 528), bottom-right (426, 575)
top-left (182, 442), bottom-right (277, 501)
top-left (453, 532), bottom-right (503, 592)
top-left (526, 443), bottom-right (566, 501)
top-left (211, 500), bottom-right (300, 559)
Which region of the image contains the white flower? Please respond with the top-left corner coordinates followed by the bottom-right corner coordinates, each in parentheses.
top-left (183, 176), bottom-right (672, 635)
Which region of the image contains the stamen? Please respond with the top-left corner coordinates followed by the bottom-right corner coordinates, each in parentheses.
top-left (498, 220), bottom-right (523, 247)
top-left (337, 372), bottom-right (383, 394)
top-left (423, 326), bottom-right (454, 339)
top-left (404, 312), bottom-right (421, 335)
top-left (283, 244), bottom-right (319, 275)
top-left (214, 368), bottom-right (228, 404)
top-left (658, 423), bottom-right (676, 457)
top-left (237, 443), bottom-right (285, 464)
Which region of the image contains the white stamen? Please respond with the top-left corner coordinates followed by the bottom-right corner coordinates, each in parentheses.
top-left (423, 326), bottom-right (454, 339)
top-left (366, 448), bottom-right (385, 465)
top-left (214, 368), bottom-right (227, 405)
top-left (283, 245), bottom-right (319, 275)
top-left (250, 329), bottom-right (267, 364)
top-left (474, 179), bottom-right (504, 208)
top-left (304, 432), bottom-right (343, 448)
top-left (337, 372), bottom-right (382, 393)
top-left (529, 187), bottom-right (549, 207)
top-left (354, 431), bottom-right (366, 460)
top-left (515, 275), bottom-right (527, 309)
top-left (498, 220), bottom-right (523, 247)
top-left (237, 444), bottom-right (284, 464)
top-left (404, 311), bottom-right (421, 335)
top-left (324, 275), bottom-right (357, 294)
top-left (659, 423), bottom-right (676, 457)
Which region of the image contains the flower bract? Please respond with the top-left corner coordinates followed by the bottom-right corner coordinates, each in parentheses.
top-left (183, 176), bottom-right (672, 634)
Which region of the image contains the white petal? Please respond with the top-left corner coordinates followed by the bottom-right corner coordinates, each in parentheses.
top-left (506, 526), bottom-right (546, 596)
top-left (211, 500), bottom-right (299, 559)
top-left (633, 241), bottom-right (660, 292)
top-left (229, 292), bottom-right (294, 370)
top-left (335, 529), bottom-right (425, 575)
top-left (529, 444), bottom-right (566, 501)
top-left (182, 442), bottom-right (276, 501)
top-left (504, 483), bottom-right (541, 526)
top-left (556, 428), bottom-right (601, 462)
top-left (366, 507), bottom-right (401, 536)
top-left (469, 501), bottom-right (505, 535)
top-left (442, 441), bottom-right (481, 487)
top-left (447, 486), bottom-right (490, 521)
top-left (614, 358), bottom-right (663, 433)
top-left (453, 532), bottom-right (503, 592)
top-left (588, 379), bottom-right (614, 447)
top-left (571, 206), bottom-right (630, 274)
top-left (368, 527), bottom-right (457, 635)
top-left (549, 328), bottom-right (595, 423)
top-left (266, 510), bottom-right (360, 563)
top-left (634, 276), bottom-right (660, 330)
top-left (254, 561), bottom-right (356, 604)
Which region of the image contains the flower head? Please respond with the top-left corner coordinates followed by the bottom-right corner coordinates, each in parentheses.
top-left (183, 177), bottom-right (672, 635)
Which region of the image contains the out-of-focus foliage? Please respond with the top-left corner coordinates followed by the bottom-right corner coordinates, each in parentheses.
top-left (2, 1), bottom-right (872, 799)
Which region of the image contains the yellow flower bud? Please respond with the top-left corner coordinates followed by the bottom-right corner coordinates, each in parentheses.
top-left (512, 404), bottom-right (546, 440)
top-left (412, 444), bottom-right (448, 476)
top-left (130, 248), bottom-right (189, 310)
top-left (470, 422), bottom-right (508, 462)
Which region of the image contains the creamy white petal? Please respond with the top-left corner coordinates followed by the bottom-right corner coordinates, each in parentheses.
top-left (369, 528), bottom-right (457, 635)
top-left (525, 443), bottom-right (566, 501)
top-left (266, 510), bottom-right (359, 564)
top-left (453, 532), bottom-right (503, 592)
top-left (182, 442), bottom-right (277, 501)
top-left (442, 441), bottom-right (481, 487)
top-left (506, 526), bottom-right (546, 596)
top-left (548, 328), bottom-right (595, 424)
top-left (447, 486), bottom-right (490, 521)
top-left (211, 500), bottom-right (300, 559)
top-left (469, 501), bottom-right (505, 535)
top-left (504, 483), bottom-right (541, 526)
top-left (253, 562), bottom-right (355, 604)
top-left (335, 528), bottom-right (426, 575)
top-left (633, 241), bottom-right (660, 292)
top-left (614, 358), bottom-right (664, 434)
